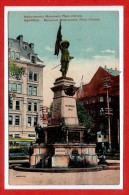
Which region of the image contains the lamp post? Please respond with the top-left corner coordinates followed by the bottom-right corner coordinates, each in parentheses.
top-left (102, 77), bottom-right (113, 152)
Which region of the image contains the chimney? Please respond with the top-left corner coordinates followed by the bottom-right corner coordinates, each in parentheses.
top-left (16, 35), bottom-right (23, 46)
top-left (29, 43), bottom-right (34, 51)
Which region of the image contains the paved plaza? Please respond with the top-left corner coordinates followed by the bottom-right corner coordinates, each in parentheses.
top-left (9, 168), bottom-right (120, 186)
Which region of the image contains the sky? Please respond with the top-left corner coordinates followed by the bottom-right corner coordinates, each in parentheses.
top-left (8, 9), bottom-right (120, 107)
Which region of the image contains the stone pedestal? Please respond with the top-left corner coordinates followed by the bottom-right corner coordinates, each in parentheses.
top-left (51, 143), bottom-right (98, 167)
top-left (30, 76), bottom-right (98, 168)
top-left (52, 155), bottom-right (69, 168)
top-left (51, 77), bottom-right (78, 125)
top-left (29, 144), bottom-right (47, 167)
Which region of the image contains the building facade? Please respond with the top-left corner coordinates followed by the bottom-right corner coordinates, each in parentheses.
top-left (8, 35), bottom-right (45, 139)
top-left (77, 66), bottom-right (120, 150)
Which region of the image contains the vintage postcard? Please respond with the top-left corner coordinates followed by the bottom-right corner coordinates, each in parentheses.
top-left (4, 5), bottom-right (124, 192)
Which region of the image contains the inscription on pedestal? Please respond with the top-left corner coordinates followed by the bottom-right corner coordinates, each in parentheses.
top-left (52, 77), bottom-right (79, 125)
top-left (65, 105), bottom-right (75, 111)
top-left (55, 148), bottom-right (66, 155)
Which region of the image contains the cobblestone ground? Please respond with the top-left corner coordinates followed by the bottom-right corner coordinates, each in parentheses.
top-left (9, 169), bottom-right (120, 186)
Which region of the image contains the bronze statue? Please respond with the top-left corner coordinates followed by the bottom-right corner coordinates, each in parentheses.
top-left (60, 40), bottom-right (73, 77)
top-left (54, 22), bottom-right (74, 77)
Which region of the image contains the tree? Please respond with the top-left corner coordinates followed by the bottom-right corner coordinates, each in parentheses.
top-left (9, 59), bottom-right (25, 106)
top-left (48, 102), bottom-right (53, 119)
top-left (76, 100), bottom-right (95, 143)
top-left (9, 59), bottom-right (25, 80)
top-left (76, 100), bottom-right (93, 130)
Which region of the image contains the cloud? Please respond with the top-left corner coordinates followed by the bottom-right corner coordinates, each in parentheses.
top-left (44, 45), bottom-right (54, 52)
top-left (93, 55), bottom-right (115, 59)
top-left (82, 48), bottom-right (94, 52)
top-left (100, 49), bottom-right (115, 54)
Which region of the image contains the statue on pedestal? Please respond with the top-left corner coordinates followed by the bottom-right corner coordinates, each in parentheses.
top-left (54, 21), bottom-right (74, 77)
top-left (60, 40), bottom-right (74, 77)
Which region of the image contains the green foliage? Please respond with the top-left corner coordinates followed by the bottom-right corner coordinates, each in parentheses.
top-left (76, 100), bottom-right (93, 132)
top-left (9, 138), bottom-right (34, 142)
top-left (48, 102), bottom-right (53, 119)
top-left (76, 100), bottom-right (96, 143)
top-left (9, 59), bottom-right (26, 106)
top-left (9, 147), bottom-right (29, 160)
top-left (9, 59), bottom-right (25, 79)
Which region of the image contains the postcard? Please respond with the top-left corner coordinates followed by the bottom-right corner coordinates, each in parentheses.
top-left (2, 4), bottom-right (127, 194)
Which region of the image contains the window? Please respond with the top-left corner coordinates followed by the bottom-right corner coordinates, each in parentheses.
top-left (29, 71), bottom-right (33, 81)
top-left (34, 103), bottom-right (37, 112)
top-left (9, 83), bottom-right (12, 92)
top-left (28, 102), bottom-right (32, 111)
top-left (100, 108), bottom-right (104, 116)
top-left (10, 51), bottom-right (20, 60)
top-left (34, 117), bottom-right (38, 126)
top-left (34, 73), bottom-right (38, 81)
top-left (9, 134), bottom-right (13, 138)
top-left (31, 56), bottom-right (36, 63)
top-left (17, 84), bottom-right (22, 93)
top-left (15, 134), bottom-right (20, 138)
top-left (9, 116), bottom-right (13, 125)
top-left (9, 83), bottom-right (22, 93)
top-left (24, 45), bottom-right (28, 50)
top-left (32, 87), bottom-right (37, 96)
top-left (11, 51), bottom-right (15, 59)
top-left (15, 52), bottom-right (20, 60)
top-left (99, 96), bottom-right (104, 102)
top-left (28, 85), bottom-right (37, 96)
top-left (9, 100), bottom-right (13, 109)
top-left (28, 117), bottom-right (32, 126)
top-left (28, 71), bottom-right (38, 82)
top-left (28, 86), bottom-right (32, 95)
top-left (92, 97), bottom-right (95, 103)
top-left (12, 83), bottom-right (17, 92)
top-left (15, 116), bottom-right (20, 125)
top-left (16, 101), bottom-right (20, 110)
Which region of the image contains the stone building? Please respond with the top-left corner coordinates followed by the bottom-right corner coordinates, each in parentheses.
top-left (77, 66), bottom-right (120, 150)
top-left (8, 35), bottom-right (45, 139)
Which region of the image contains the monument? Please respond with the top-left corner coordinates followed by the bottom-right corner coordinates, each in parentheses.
top-left (29, 22), bottom-right (98, 168)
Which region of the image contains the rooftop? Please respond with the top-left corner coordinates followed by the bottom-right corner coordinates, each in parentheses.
top-left (77, 66), bottom-right (119, 98)
top-left (8, 35), bottom-right (43, 66)
top-left (104, 65), bottom-right (120, 76)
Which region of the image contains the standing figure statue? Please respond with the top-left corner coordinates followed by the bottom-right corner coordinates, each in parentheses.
top-left (54, 21), bottom-right (74, 77)
top-left (60, 40), bottom-right (74, 77)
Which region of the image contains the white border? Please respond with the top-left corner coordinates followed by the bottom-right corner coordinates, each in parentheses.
top-left (4, 6), bottom-right (124, 190)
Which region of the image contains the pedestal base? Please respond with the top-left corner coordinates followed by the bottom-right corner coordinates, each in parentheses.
top-left (51, 77), bottom-right (79, 126)
top-left (52, 155), bottom-right (69, 168)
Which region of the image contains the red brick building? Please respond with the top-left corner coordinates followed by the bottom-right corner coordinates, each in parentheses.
top-left (77, 66), bottom-right (120, 150)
